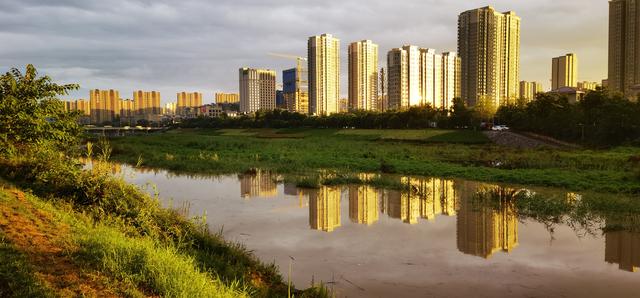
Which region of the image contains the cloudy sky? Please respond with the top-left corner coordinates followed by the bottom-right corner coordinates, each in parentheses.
top-left (0, 0), bottom-right (609, 104)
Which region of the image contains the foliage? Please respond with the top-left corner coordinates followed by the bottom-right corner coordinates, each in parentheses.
top-left (0, 65), bottom-right (81, 155)
top-left (496, 90), bottom-right (640, 146)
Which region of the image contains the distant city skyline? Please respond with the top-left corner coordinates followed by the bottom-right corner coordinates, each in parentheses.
top-left (0, 0), bottom-right (609, 104)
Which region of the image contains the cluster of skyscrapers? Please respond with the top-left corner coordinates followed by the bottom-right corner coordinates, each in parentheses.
top-left (239, 3), bottom-right (640, 116)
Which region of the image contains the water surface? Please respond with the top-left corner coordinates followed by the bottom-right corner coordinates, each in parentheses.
top-left (111, 164), bottom-right (640, 297)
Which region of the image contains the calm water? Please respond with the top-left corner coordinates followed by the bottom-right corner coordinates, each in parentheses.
top-left (108, 164), bottom-right (639, 297)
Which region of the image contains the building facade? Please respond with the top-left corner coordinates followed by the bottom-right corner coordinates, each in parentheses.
top-left (552, 54), bottom-right (578, 90)
top-left (215, 93), bottom-right (239, 104)
top-left (458, 6), bottom-right (521, 106)
top-left (577, 81), bottom-right (600, 91)
top-left (239, 68), bottom-right (276, 113)
top-left (608, 0), bottom-right (640, 100)
top-left (308, 34), bottom-right (340, 115)
top-left (348, 40), bottom-right (379, 111)
top-left (441, 52), bottom-right (462, 110)
top-left (133, 90), bottom-right (161, 117)
top-left (283, 67), bottom-right (309, 114)
top-left (176, 92), bottom-right (203, 115)
top-left (387, 46), bottom-right (421, 110)
top-left (89, 89), bottom-right (120, 124)
top-left (519, 81), bottom-right (543, 102)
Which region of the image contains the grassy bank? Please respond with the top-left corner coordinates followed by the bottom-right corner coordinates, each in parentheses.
top-left (0, 151), bottom-right (329, 297)
top-left (108, 128), bottom-right (640, 194)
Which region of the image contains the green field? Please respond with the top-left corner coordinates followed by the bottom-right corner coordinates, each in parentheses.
top-left (107, 128), bottom-right (640, 194)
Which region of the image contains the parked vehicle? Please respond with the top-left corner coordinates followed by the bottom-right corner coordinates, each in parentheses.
top-left (491, 125), bottom-right (510, 131)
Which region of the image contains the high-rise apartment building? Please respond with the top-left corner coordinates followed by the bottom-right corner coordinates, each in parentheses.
top-left (176, 92), bottom-right (203, 115)
top-left (133, 90), bottom-right (161, 116)
top-left (387, 47), bottom-right (460, 110)
top-left (552, 54), bottom-right (578, 90)
top-left (64, 99), bottom-right (90, 116)
top-left (348, 40), bottom-right (379, 111)
top-left (420, 48), bottom-right (442, 108)
top-left (215, 93), bottom-right (240, 104)
top-left (308, 34), bottom-right (340, 115)
top-left (608, 0), bottom-right (640, 100)
top-left (577, 81), bottom-right (600, 91)
top-left (239, 68), bottom-right (276, 113)
top-left (519, 81), bottom-right (544, 102)
top-left (89, 89), bottom-right (120, 124)
top-left (283, 67), bottom-right (309, 114)
top-left (441, 52), bottom-right (462, 110)
top-left (458, 6), bottom-right (521, 106)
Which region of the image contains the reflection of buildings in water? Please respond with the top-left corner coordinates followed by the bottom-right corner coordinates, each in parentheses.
top-left (239, 170), bottom-right (277, 198)
top-left (348, 185), bottom-right (380, 225)
top-left (382, 177), bottom-right (458, 224)
top-left (284, 182), bottom-right (298, 196)
top-left (605, 230), bottom-right (640, 272)
top-left (309, 186), bottom-right (342, 232)
top-left (456, 185), bottom-right (519, 259)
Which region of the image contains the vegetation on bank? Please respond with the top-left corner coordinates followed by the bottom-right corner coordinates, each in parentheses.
top-left (178, 91), bottom-right (640, 147)
top-left (109, 128), bottom-right (640, 194)
top-left (0, 65), bottom-right (329, 297)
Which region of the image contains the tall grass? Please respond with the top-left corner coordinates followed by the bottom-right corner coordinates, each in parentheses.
top-left (0, 232), bottom-right (53, 298)
top-left (76, 225), bottom-right (249, 298)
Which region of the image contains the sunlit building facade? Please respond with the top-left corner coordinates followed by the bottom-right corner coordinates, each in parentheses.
top-left (519, 81), bottom-right (544, 102)
top-left (441, 52), bottom-right (462, 110)
top-left (89, 89), bottom-right (120, 124)
top-left (387, 45), bottom-right (421, 110)
top-left (215, 92), bottom-right (240, 104)
top-left (309, 186), bottom-right (342, 232)
top-left (552, 54), bottom-right (578, 90)
top-left (176, 92), bottom-right (203, 115)
top-left (283, 67), bottom-right (309, 114)
top-left (577, 81), bottom-right (600, 91)
top-left (239, 68), bottom-right (276, 113)
top-left (133, 90), bottom-right (161, 116)
top-left (608, 0), bottom-right (640, 100)
top-left (419, 48), bottom-right (442, 108)
top-left (348, 40), bottom-right (379, 111)
top-left (308, 34), bottom-right (340, 115)
top-left (458, 6), bottom-right (520, 106)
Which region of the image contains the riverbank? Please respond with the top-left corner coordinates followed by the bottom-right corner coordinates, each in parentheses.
top-left (0, 153), bottom-right (329, 297)
top-left (108, 128), bottom-right (640, 194)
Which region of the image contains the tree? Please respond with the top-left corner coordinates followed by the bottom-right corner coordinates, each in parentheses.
top-left (0, 65), bottom-right (80, 155)
top-left (473, 95), bottom-right (498, 123)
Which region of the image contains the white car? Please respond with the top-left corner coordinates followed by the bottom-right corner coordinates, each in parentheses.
top-left (491, 125), bottom-right (510, 131)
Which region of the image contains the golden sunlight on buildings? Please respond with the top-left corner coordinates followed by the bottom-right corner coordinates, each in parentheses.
top-left (456, 185), bottom-right (519, 259)
top-left (309, 186), bottom-right (342, 232)
top-left (348, 185), bottom-right (380, 225)
top-left (382, 177), bottom-right (458, 223)
top-left (605, 230), bottom-right (640, 272)
top-left (215, 92), bottom-right (240, 104)
top-left (239, 170), bottom-right (277, 198)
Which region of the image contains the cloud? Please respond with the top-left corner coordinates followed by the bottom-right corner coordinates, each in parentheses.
top-left (0, 0), bottom-right (608, 103)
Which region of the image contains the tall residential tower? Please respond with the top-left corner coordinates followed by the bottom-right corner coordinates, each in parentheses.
top-left (458, 6), bottom-right (521, 106)
top-left (308, 34), bottom-right (340, 115)
top-left (608, 0), bottom-right (640, 100)
top-left (552, 54), bottom-right (578, 90)
top-left (348, 40), bottom-right (379, 111)
top-left (239, 68), bottom-right (276, 113)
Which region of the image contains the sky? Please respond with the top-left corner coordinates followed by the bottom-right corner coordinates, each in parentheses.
top-left (0, 0), bottom-right (609, 104)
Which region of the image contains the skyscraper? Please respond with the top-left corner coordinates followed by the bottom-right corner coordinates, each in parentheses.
top-left (348, 40), bottom-right (379, 111)
top-left (552, 54), bottom-right (578, 90)
top-left (608, 0), bottom-right (640, 100)
top-left (519, 81), bottom-right (543, 102)
top-left (387, 45), bottom-right (421, 110)
top-left (176, 92), bottom-right (203, 115)
top-left (133, 90), bottom-right (161, 116)
top-left (419, 48), bottom-right (442, 108)
top-left (441, 52), bottom-right (462, 110)
top-left (458, 6), bottom-right (521, 106)
top-left (89, 89), bottom-right (120, 124)
top-left (238, 68), bottom-right (276, 113)
top-left (283, 67), bottom-right (309, 114)
top-left (308, 34), bottom-right (340, 115)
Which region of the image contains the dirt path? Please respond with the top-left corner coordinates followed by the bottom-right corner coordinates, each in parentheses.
top-left (0, 187), bottom-right (123, 297)
top-left (483, 131), bottom-right (566, 149)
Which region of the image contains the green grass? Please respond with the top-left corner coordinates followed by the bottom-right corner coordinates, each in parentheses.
top-left (109, 128), bottom-right (640, 193)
